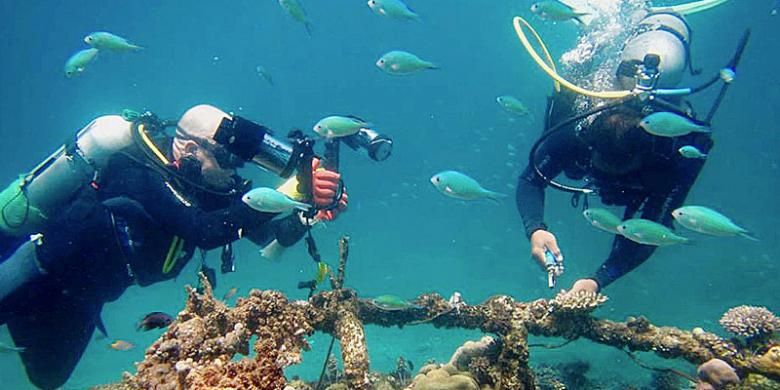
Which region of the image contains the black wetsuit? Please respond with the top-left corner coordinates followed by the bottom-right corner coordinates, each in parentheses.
top-left (0, 145), bottom-right (308, 389)
top-left (516, 93), bottom-right (713, 290)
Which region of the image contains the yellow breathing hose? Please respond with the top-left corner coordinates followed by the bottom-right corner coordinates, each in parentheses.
top-left (137, 124), bottom-right (170, 164)
top-left (512, 16), bottom-right (633, 100)
top-left (649, 0), bottom-right (730, 15)
top-left (136, 123), bottom-right (185, 274)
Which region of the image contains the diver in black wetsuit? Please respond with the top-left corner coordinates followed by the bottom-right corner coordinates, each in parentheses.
top-left (516, 90), bottom-right (712, 293)
top-left (511, 9), bottom-right (750, 294)
top-left (0, 104), bottom-right (348, 389)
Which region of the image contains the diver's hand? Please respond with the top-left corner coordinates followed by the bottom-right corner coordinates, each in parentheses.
top-left (530, 230), bottom-right (563, 270)
top-left (311, 158), bottom-right (340, 207)
top-left (569, 278), bottom-right (599, 294)
top-left (316, 189), bottom-right (348, 221)
top-left (311, 158), bottom-right (348, 221)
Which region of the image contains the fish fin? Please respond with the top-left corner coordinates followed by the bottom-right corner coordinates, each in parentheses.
top-left (573, 14), bottom-right (592, 26)
top-left (344, 114), bottom-right (369, 123)
top-left (425, 62), bottom-right (440, 70)
top-left (304, 22), bottom-right (313, 37)
top-left (293, 201), bottom-right (312, 211)
top-left (129, 43), bottom-right (144, 51)
top-left (261, 239), bottom-right (287, 261)
top-left (485, 191), bottom-right (508, 202)
top-left (739, 231), bottom-right (760, 242)
top-left (405, 7), bottom-right (421, 21)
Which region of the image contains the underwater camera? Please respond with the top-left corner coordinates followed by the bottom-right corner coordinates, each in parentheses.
top-left (213, 115), bottom-right (393, 177)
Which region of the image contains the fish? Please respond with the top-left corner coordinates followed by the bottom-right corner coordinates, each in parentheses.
top-left (430, 170), bottom-right (507, 202)
top-left (137, 312), bottom-right (174, 331)
top-left (0, 342), bottom-right (25, 354)
top-left (64, 48), bottom-right (99, 78)
top-left (109, 340), bottom-right (135, 351)
top-left (672, 206), bottom-right (757, 240)
top-left (678, 145), bottom-right (708, 159)
top-left (84, 31), bottom-right (143, 51)
top-left (616, 219), bottom-right (690, 246)
top-left (582, 208), bottom-right (623, 234)
top-left (313, 115), bottom-right (371, 138)
top-left (314, 262), bottom-right (330, 284)
top-left (367, 0), bottom-right (420, 21)
top-left (256, 65), bottom-right (274, 86)
top-left (223, 287), bottom-right (239, 300)
top-left (496, 95), bottom-right (531, 116)
top-left (719, 68), bottom-right (735, 83)
top-left (639, 112), bottom-right (710, 138)
top-left (530, 1), bottom-right (589, 24)
top-left (278, 0), bottom-right (313, 36)
top-left (242, 187), bottom-right (312, 213)
top-left (376, 50), bottom-right (438, 75)
top-left (370, 295), bottom-right (415, 310)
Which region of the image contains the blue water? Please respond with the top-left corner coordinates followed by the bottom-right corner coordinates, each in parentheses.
top-left (0, 1), bottom-right (777, 388)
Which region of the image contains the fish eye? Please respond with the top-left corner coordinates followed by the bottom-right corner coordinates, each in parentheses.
top-left (379, 59), bottom-right (385, 64)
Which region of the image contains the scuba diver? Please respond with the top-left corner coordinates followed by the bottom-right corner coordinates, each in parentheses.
top-left (514, 9), bottom-right (749, 294)
top-left (0, 104), bottom-right (366, 389)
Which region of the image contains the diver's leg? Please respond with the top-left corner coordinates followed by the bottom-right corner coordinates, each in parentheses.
top-left (0, 240), bottom-right (45, 303)
top-left (7, 295), bottom-right (98, 390)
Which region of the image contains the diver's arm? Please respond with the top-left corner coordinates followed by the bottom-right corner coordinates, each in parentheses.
top-left (516, 130), bottom-right (571, 238)
top-left (516, 165), bottom-right (549, 238)
top-left (120, 167), bottom-right (278, 250)
top-left (591, 159), bottom-right (705, 289)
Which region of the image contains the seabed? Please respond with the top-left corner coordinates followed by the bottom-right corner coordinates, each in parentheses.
top-left (91, 237), bottom-right (780, 390)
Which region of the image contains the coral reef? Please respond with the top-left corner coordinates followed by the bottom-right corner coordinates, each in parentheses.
top-left (125, 272), bottom-right (317, 390)
top-left (533, 365), bottom-right (567, 390)
top-left (746, 346), bottom-right (780, 379)
top-left (720, 306), bottom-right (779, 339)
top-left (106, 236), bottom-right (779, 390)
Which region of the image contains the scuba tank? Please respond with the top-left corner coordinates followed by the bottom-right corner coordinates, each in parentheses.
top-left (0, 115), bottom-right (134, 237)
top-left (617, 13), bottom-right (692, 90)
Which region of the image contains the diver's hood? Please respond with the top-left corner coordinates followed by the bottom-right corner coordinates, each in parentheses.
top-left (617, 13), bottom-right (691, 90)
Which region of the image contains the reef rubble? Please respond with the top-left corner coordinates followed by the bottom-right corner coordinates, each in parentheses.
top-left (99, 237), bottom-right (777, 390)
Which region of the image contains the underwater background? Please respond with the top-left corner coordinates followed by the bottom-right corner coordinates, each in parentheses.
top-left (0, 0), bottom-right (777, 388)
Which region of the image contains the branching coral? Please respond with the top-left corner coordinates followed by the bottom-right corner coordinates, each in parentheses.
top-left (720, 306), bottom-right (778, 339)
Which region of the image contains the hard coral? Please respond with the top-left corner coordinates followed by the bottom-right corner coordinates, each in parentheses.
top-left (696, 358), bottom-right (739, 389)
top-left (549, 290), bottom-right (608, 315)
top-left (406, 367), bottom-right (479, 390)
top-left (447, 336), bottom-right (499, 371)
top-left (719, 306), bottom-right (778, 339)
